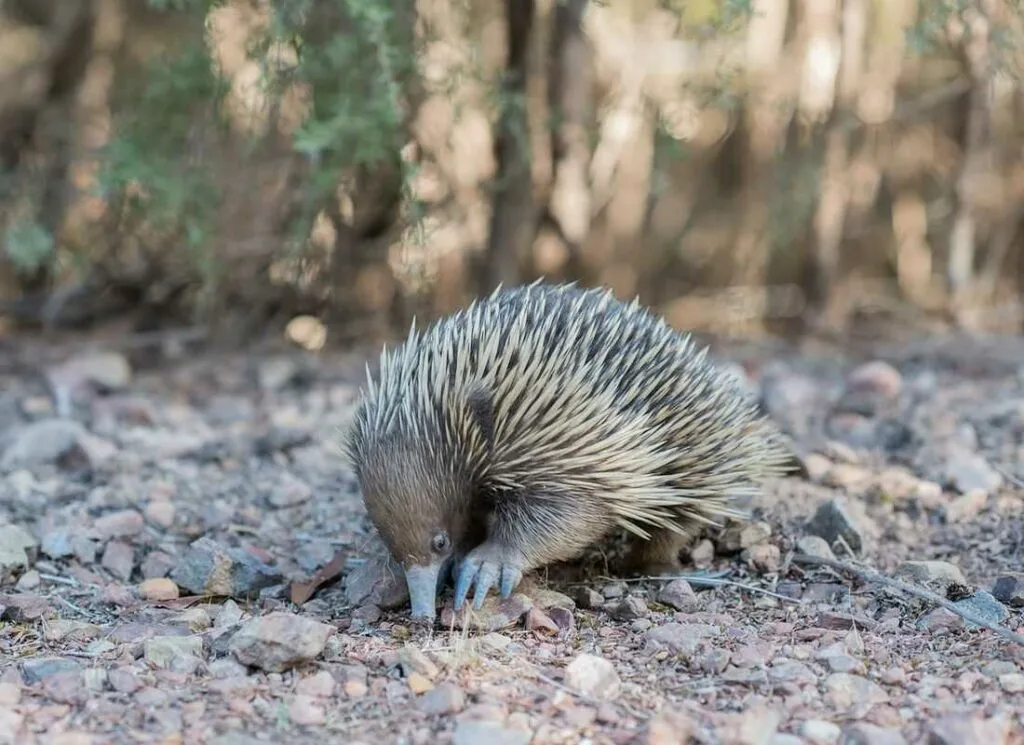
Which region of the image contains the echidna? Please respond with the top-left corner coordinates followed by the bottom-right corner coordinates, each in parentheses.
top-left (345, 281), bottom-right (792, 620)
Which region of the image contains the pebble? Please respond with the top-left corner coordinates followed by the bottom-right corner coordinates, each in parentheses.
top-left (0, 419), bottom-right (88, 468)
top-left (229, 612), bottom-right (334, 672)
top-left (926, 713), bottom-right (1013, 745)
top-left (170, 536), bottom-right (283, 599)
top-left (296, 670), bottom-right (335, 698)
top-left (144, 635), bottom-right (204, 669)
top-left (94, 510), bottom-right (144, 539)
top-left (991, 574), bottom-right (1024, 607)
top-left (0, 524), bottom-right (37, 581)
top-left (607, 596), bottom-right (648, 620)
top-left (144, 500), bottom-right (176, 528)
top-left (943, 449), bottom-right (1002, 494)
top-left (999, 673), bottom-right (1024, 693)
top-left (795, 535), bottom-right (836, 561)
top-left (0, 681), bottom-right (21, 706)
top-left (802, 452), bottom-right (834, 482)
top-left (139, 578), bottom-right (179, 601)
top-left (893, 560), bottom-right (966, 589)
top-left (823, 673), bottom-right (888, 710)
top-left (718, 521), bottom-right (772, 552)
top-left (564, 654), bottom-right (620, 699)
top-left (846, 360), bottom-right (902, 399)
top-left (954, 591), bottom-right (1009, 627)
top-left (601, 582), bottom-right (627, 599)
top-left (288, 694), bottom-right (326, 726)
top-left (742, 543), bottom-right (781, 573)
top-left (452, 721), bottom-right (531, 745)
top-left (141, 550), bottom-right (175, 579)
top-left (838, 723), bottom-right (907, 745)
top-left (642, 709), bottom-right (695, 744)
top-left (800, 719), bottom-right (841, 744)
top-left (658, 579), bottom-right (698, 612)
top-left (419, 682), bottom-right (466, 715)
top-left (644, 623), bottom-right (718, 660)
top-left (574, 587), bottom-right (604, 609)
top-left (20, 657), bottom-right (82, 684)
top-left (689, 539), bottom-right (714, 566)
top-left (107, 669), bottom-right (142, 693)
top-left (101, 541), bottom-right (135, 581)
top-left (805, 498), bottom-right (870, 553)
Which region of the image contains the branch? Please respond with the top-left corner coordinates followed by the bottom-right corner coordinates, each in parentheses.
top-left (792, 553), bottom-right (1024, 648)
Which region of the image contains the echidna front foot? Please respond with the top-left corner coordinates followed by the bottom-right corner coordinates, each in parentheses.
top-left (453, 541), bottom-right (527, 610)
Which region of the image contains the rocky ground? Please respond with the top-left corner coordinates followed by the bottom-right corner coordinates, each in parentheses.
top-left (0, 330), bottom-right (1023, 745)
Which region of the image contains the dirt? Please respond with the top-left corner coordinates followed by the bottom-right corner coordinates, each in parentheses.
top-left (0, 331), bottom-right (1022, 745)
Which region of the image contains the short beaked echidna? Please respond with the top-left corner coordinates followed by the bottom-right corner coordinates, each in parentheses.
top-left (345, 281), bottom-right (793, 620)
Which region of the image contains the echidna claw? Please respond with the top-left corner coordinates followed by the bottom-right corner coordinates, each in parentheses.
top-left (453, 544), bottom-right (525, 611)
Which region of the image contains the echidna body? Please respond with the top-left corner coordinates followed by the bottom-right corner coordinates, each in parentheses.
top-left (345, 281), bottom-right (792, 620)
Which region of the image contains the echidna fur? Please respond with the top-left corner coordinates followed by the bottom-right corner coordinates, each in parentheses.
top-left (345, 280), bottom-right (793, 620)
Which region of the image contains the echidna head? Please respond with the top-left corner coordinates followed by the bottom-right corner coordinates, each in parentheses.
top-left (354, 431), bottom-right (474, 621)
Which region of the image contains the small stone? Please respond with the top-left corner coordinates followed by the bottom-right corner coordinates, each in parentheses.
top-left (718, 521), bottom-right (772, 553)
top-left (893, 560), bottom-right (966, 590)
top-left (101, 540), bottom-right (135, 581)
top-left (846, 360), bottom-right (902, 399)
top-left (804, 583), bottom-right (849, 605)
top-left (689, 539), bottom-right (714, 566)
top-left (94, 510), bottom-right (145, 539)
top-left (144, 501), bottom-right (176, 529)
top-left (574, 587), bottom-right (604, 609)
top-left (288, 694), bottom-right (326, 726)
top-left (268, 472), bottom-right (313, 508)
top-left (564, 653), bottom-right (620, 699)
top-left (944, 489), bottom-right (987, 523)
top-left (607, 596), bottom-right (647, 620)
top-left (925, 713), bottom-right (1013, 745)
top-left (823, 673), bottom-right (888, 710)
top-left (20, 657), bottom-right (81, 684)
top-left (144, 635), bottom-right (204, 669)
top-left (419, 682), bottom-right (466, 715)
top-left (398, 646), bottom-right (441, 680)
top-left (48, 350), bottom-right (132, 392)
top-left (139, 578), bottom-right (179, 601)
top-left (999, 673), bottom-right (1024, 693)
top-left (343, 552), bottom-right (408, 609)
top-left (800, 719), bottom-right (842, 744)
top-left (658, 579), bottom-right (698, 612)
top-left (258, 357), bottom-right (302, 392)
top-left (838, 723), bottom-right (907, 745)
top-left (107, 669), bottom-right (142, 694)
top-left (803, 453), bottom-right (834, 483)
top-left (796, 535), bottom-right (836, 561)
top-left (0, 681), bottom-right (22, 706)
top-left (40, 529), bottom-right (74, 559)
top-left (439, 593), bottom-right (533, 631)
top-left (644, 623), bottom-right (718, 660)
top-left (15, 569), bottom-right (40, 591)
top-left (452, 721), bottom-right (531, 745)
top-left (344, 679), bottom-right (368, 698)
top-left (824, 655), bottom-right (864, 674)
top-left (742, 543), bottom-right (781, 573)
top-left (296, 670), bottom-right (335, 698)
top-left (980, 660), bottom-right (1017, 677)
top-left (229, 611), bottom-right (334, 672)
top-left (943, 449), bottom-right (1002, 495)
top-left (170, 536), bottom-right (283, 600)
top-left (601, 582), bottom-right (627, 599)
top-left (991, 574), bottom-right (1024, 607)
top-left (479, 633), bottom-right (511, 653)
top-left (805, 499), bottom-right (870, 553)
top-left (954, 591), bottom-right (1009, 628)
top-left (216, 599), bottom-right (244, 627)
top-left (407, 671), bottom-right (433, 694)
top-left (141, 551), bottom-right (176, 579)
top-left (642, 709), bottom-right (695, 744)
top-left (769, 660), bottom-right (816, 683)
top-left (0, 524), bottom-right (38, 581)
top-left (823, 464), bottom-right (875, 493)
top-left (0, 419), bottom-right (88, 468)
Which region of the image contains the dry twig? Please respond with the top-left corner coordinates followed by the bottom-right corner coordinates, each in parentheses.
top-left (792, 553), bottom-right (1024, 647)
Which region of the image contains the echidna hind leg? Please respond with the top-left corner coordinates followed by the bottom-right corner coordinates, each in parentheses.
top-left (622, 526), bottom-right (694, 577)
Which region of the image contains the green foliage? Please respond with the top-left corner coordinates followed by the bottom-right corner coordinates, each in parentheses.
top-left (3, 218), bottom-right (54, 274)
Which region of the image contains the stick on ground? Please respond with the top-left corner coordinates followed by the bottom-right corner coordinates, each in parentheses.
top-left (792, 553), bottom-right (1024, 647)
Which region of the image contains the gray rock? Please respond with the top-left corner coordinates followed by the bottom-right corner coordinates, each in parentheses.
top-left (893, 560), bottom-right (966, 590)
top-left (100, 540), bottom-right (135, 581)
top-left (954, 591), bottom-right (1010, 628)
top-left (658, 579), bottom-right (698, 612)
top-left (419, 682), bottom-right (466, 716)
top-left (796, 535), bottom-right (836, 561)
top-left (607, 596), bottom-right (648, 620)
top-left (229, 612), bottom-right (334, 672)
top-left (805, 499), bottom-right (869, 553)
top-left (144, 635), bottom-right (205, 669)
top-left (644, 623), bottom-right (719, 660)
top-left (170, 536), bottom-right (283, 600)
top-left (343, 552), bottom-right (409, 609)
top-left (20, 657), bottom-right (82, 685)
top-left (838, 723), bottom-right (907, 745)
top-left (452, 721), bottom-right (531, 745)
top-left (0, 524), bottom-right (37, 581)
top-left (992, 574), bottom-right (1024, 607)
top-left (943, 450), bottom-right (1002, 495)
top-left (565, 653), bottom-right (620, 698)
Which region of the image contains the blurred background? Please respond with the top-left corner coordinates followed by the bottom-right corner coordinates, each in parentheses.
top-left (2, 0), bottom-right (1023, 353)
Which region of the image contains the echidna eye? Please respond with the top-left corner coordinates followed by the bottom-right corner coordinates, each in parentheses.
top-left (430, 532), bottom-right (450, 554)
